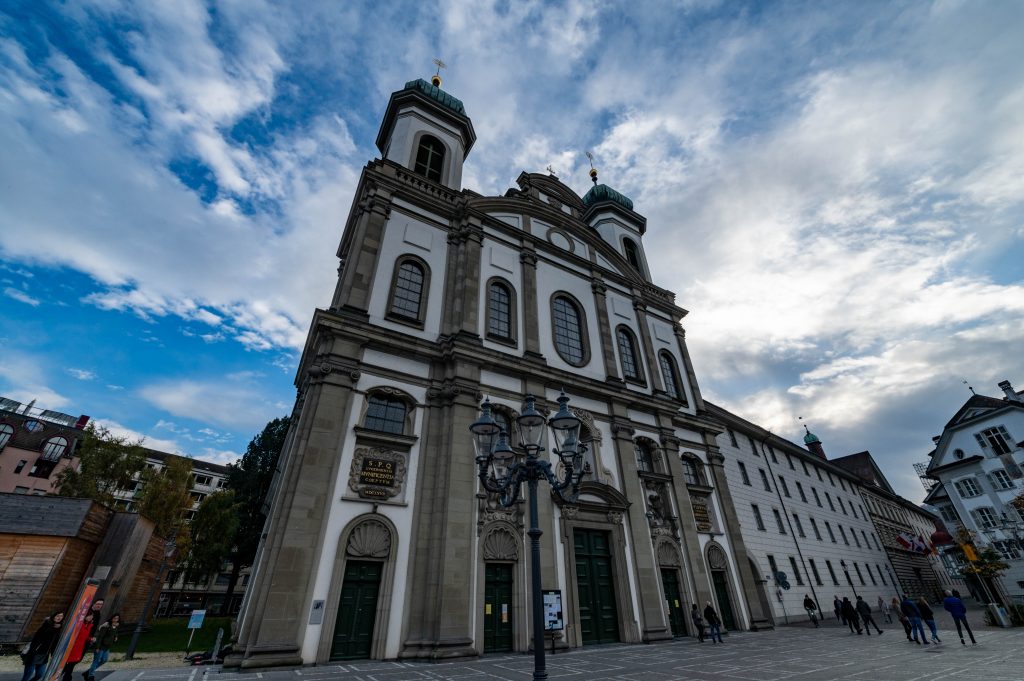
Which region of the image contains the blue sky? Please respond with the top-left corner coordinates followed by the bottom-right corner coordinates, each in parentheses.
top-left (1, 1), bottom-right (1022, 500)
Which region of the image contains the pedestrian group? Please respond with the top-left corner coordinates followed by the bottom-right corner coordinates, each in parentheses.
top-left (20, 598), bottom-right (120, 681)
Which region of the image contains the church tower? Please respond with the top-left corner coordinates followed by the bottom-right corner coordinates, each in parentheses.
top-left (228, 75), bottom-right (767, 669)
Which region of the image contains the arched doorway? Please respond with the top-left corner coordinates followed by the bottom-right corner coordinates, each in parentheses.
top-left (318, 515), bottom-right (399, 662)
top-left (706, 543), bottom-right (737, 631)
top-left (656, 541), bottom-right (688, 638)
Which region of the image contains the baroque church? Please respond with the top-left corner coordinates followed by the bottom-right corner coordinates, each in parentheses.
top-left (227, 75), bottom-right (770, 668)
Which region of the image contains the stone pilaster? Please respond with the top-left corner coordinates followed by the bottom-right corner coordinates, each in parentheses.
top-left (519, 248), bottom-right (543, 359)
top-left (660, 435), bottom-right (714, 609)
top-left (674, 326), bottom-right (702, 410)
top-left (609, 410), bottom-right (673, 642)
top-left (705, 449), bottom-right (772, 630)
top-left (332, 183), bottom-right (392, 313)
top-left (399, 381), bottom-right (481, 659)
top-left (441, 204), bottom-right (483, 338)
top-left (238, 335), bottom-right (363, 668)
top-left (632, 298), bottom-right (663, 392)
top-left (592, 278), bottom-right (621, 381)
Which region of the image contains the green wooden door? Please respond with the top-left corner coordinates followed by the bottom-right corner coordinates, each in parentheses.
top-left (661, 568), bottom-right (687, 637)
top-left (483, 563), bottom-right (514, 652)
top-left (711, 570), bottom-right (737, 631)
top-left (574, 529), bottom-right (620, 645)
top-left (330, 560), bottom-right (382, 660)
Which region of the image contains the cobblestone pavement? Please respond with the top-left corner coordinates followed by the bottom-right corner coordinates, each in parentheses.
top-left (8, 617), bottom-right (1021, 681)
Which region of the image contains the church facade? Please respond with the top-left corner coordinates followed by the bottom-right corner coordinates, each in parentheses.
top-left (229, 77), bottom-right (769, 668)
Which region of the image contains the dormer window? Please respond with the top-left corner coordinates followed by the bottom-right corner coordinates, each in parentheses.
top-left (41, 436), bottom-right (68, 460)
top-left (623, 238), bottom-right (641, 271)
top-left (413, 135), bottom-right (445, 182)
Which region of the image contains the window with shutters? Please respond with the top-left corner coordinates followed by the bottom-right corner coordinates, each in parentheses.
top-left (989, 469), bottom-right (1015, 490)
top-left (954, 478), bottom-right (982, 498)
top-left (977, 425), bottom-right (1014, 455)
top-left (973, 506), bottom-right (999, 529)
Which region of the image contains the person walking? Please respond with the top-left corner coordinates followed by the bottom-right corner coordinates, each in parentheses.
top-left (840, 597), bottom-right (862, 634)
top-left (61, 611), bottom-right (96, 681)
top-left (703, 602), bottom-right (725, 644)
top-left (83, 614), bottom-right (119, 681)
top-left (833, 596), bottom-right (843, 624)
top-left (900, 595), bottom-right (928, 645)
top-left (690, 604), bottom-right (705, 643)
top-left (878, 596), bottom-right (892, 624)
top-left (916, 597), bottom-right (941, 643)
top-left (803, 595), bottom-right (820, 627)
top-left (893, 597), bottom-right (912, 640)
top-left (942, 590), bottom-right (976, 645)
top-left (855, 596), bottom-right (883, 635)
top-left (20, 612), bottom-right (64, 681)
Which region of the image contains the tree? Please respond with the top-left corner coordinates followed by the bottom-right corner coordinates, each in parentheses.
top-left (55, 423), bottom-right (146, 504)
top-left (221, 417), bottom-right (290, 614)
top-left (137, 454), bottom-right (194, 546)
top-left (178, 490), bottom-right (240, 588)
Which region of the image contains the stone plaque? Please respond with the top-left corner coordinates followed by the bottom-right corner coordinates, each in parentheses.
top-left (348, 447), bottom-right (407, 501)
top-left (692, 500), bottom-right (712, 532)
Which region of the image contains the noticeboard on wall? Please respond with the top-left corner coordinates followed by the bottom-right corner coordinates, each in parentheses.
top-left (542, 590), bottom-right (564, 631)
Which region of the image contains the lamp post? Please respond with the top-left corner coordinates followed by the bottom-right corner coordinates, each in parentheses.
top-left (470, 392), bottom-right (589, 681)
top-left (839, 559), bottom-right (859, 598)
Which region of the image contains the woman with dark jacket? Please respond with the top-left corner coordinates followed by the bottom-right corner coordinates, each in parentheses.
top-left (84, 614), bottom-right (120, 681)
top-left (21, 612), bottom-right (65, 681)
top-left (840, 597), bottom-right (862, 634)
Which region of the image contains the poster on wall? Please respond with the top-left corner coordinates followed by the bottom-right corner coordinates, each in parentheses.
top-left (44, 580), bottom-right (99, 681)
top-left (542, 590), bottom-right (563, 631)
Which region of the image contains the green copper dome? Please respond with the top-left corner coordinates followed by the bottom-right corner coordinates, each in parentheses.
top-left (582, 183), bottom-right (634, 211)
top-left (803, 427), bottom-right (821, 444)
top-left (404, 79), bottom-right (466, 115)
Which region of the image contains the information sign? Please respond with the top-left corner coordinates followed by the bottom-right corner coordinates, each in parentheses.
top-left (188, 610), bottom-right (207, 629)
top-left (542, 590), bottom-right (564, 631)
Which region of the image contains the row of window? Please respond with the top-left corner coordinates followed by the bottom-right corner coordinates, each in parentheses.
top-left (736, 460), bottom-right (867, 520)
top-left (750, 503), bottom-right (881, 550)
top-left (384, 257), bottom-right (685, 397)
top-left (767, 554), bottom-right (889, 589)
top-left (726, 427), bottom-right (861, 494)
top-left (953, 469), bottom-right (1017, 498)
top-left (0, 423), bottom-right (69, 459)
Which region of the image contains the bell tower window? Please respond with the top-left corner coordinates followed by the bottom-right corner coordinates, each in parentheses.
top-left (623, 238), bottom-right (642, 271)
top-left (414, 135), bottom-right (445, 182)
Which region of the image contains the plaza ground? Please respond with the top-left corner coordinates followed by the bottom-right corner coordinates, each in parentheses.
top-left (5, 610), bottom-right (1019, 681)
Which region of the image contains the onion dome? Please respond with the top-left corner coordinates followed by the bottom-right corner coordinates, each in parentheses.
top-left (930, 528), bottom-right (954, 546)
top-left (403, 78), bottom-right (466, 115)
top-left (582, 184), bottom-right (634, 211)
top-left (803, 425), bottom-right (821, 445)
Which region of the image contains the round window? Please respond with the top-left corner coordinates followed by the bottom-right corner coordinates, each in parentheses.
top-left (954, 448), bottom-right (964, 459)
top-left (23, 420), bottom-right (43, 433)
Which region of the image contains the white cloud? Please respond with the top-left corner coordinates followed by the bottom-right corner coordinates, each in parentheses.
top-left (138, 373), bottom-right (286, 430)
top-left (4, 287), bottom-right (40, 306)
top-left (66, 368), bottom-right (97, 381)
top-left (0, 352), bottom-right (70, 409)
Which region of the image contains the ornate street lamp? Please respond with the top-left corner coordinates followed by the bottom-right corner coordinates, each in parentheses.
top-left (470, 392), bottom-right (589, 681)
top-left (839, 559), bottom-right (859, 598)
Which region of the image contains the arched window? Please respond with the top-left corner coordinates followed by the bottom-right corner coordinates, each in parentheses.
top-left (616, 326), bottom-right (643, 382)
top-left (635, 440), bottom-right (656, 473)
top-left (623, 238), bottom-right (642, 271)
top-left (682, 456), bottom-right (706, 486)
top-left (0, 423), bottom-right (13, 450)
top-left (363, 394), bottom-right (408, 435)
top-left (659, 351), bottom-right (682, 399)
top-left (413, 135), bottom-right (445, 182)
top-left (41, 436), bottom-right (68, 460)
top-left (387, 257), bottom-right (429, 325)
top-left (486, 279), bottom-right (516, 342)
top-left (551, 294), bottom-right (588, 366)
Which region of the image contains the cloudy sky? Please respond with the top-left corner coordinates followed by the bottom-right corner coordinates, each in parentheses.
top-left (1, 1), bottom-right (1021, 500)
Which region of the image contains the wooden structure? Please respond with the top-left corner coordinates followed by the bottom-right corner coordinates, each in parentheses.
top-left (0, 494), bottom-right (164, 644)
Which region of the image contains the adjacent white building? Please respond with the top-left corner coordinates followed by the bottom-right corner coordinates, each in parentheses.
top-left (924, 379), bottom-right (1024, 604)
top-left (707, 403), bottom-right (896, 624)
